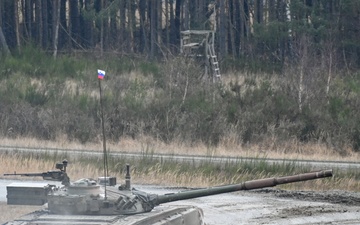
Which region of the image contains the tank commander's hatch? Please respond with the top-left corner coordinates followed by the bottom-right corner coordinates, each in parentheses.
top-left (180, 30), bottom-right (221, 83)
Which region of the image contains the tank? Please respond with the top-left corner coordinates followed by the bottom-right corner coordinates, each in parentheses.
top-left (3, 160), bottom-right (333, 224)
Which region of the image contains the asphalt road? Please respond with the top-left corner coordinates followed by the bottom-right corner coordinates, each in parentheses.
top-left (0, 145), bottom-right (359, 171)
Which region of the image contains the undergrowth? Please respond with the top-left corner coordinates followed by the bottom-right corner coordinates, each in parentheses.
top-left (1, 46), bottom-right (360, 155)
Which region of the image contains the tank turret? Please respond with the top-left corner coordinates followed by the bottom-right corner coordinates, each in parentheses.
top-left (4, 160), bottom-right (333, 216)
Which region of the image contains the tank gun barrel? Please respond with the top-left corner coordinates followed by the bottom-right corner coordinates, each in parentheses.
top-left (154, 169), bottom-right (333, 205)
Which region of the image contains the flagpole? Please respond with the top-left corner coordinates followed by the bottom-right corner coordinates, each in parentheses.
top-left (98, 71), bottom-right (108, 200)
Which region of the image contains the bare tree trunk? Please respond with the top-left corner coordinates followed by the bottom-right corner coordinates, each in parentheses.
top-left (299, 63), bottom-right (304, 112)
top-left (24, 0), bottom-right (32, 39)
top-left (119, 0), bottom-right (126, 51)
top-left (0, 26), bottom-right (11, 56)
top-left (268, 0), bottom-right (276, 21)
top-left (165, 0), bottom-right (170, 50)
top-left (59, 0), bottom-right (67, 49)
top-left (100, 0), bottom-right (104, 56)
top-left (69, 0), bottom-right (80, 48)
top-left (35, 0), bottom-right (43, 47)
top-left (128, 0), bottom-right (135, 53)
top-left (326, 50), bottom-right (333, 98)
top-left (14, 0), bottom-right (21, 52)
top-left (198, 0), bottom-right (207, 29)
top-left (239, 0), bottom-right (245, 55)
top-left (285, 0), bottom-right (292, 60)
top-left (157, 0), bottom-right (162, 51)
top-left (219, 0), bottom-right (227, 58)
top-left (138, 0), bottom-right (148, 53)
top-left (53, 0), bottom-right (60, 58)
top-left (174, 0), bottom-right (181, 46)
top-left (42, 0), bottom-right (49, 48)
top-left (183, 0), bottom-right (189, 30)
top-left (103, 0), bottom-right (109, 51)
top-left (169, 0), bottom-right (175, 47)
top-left (298, 36), bottom-right (308, 113)
top-left (82, 0), bottom-right (93, 48)
top-left (254, 0), bottom-right (263, 23)
top-left (188, 0), bottom-right (196, 29)
top-left (109, 13), bottom-right (117, 49)
top-left (229, 0), bottom-right (236, 58)
top-left (0, 0), bottom-right (2, 26)
top-left (150, 0), bottom-right (157, 58)
top-left (0, 0), bottom-right (7, 51)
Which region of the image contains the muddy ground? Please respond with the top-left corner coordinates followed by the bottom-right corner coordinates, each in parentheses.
top-left (249, 189), bottom-right (360, 224)
top-left (1, 187), bottom-right (360, 225)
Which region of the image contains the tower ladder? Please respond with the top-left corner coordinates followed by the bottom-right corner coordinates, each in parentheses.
top-left (208, 44), bottom-right (221, 82)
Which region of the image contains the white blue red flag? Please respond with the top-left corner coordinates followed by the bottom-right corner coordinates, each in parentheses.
top-left (98, 69), bottom-right (105, 79)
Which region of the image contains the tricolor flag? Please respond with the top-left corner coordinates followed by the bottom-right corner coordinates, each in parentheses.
top-left (98, 69), bottom-right (105, 79)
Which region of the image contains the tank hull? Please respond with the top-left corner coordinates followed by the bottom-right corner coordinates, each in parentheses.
top-left (4, 205), bottom-right (204, 225)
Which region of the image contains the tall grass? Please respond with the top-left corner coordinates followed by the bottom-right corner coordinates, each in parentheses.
top-left (0, 135), bottom-right (359, 164)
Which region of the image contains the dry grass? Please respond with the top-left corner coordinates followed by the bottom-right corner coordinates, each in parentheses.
top-left (1, 136), bottom-right (359, 162)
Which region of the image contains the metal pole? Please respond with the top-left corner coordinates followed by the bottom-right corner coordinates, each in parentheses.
top-left (98, 78), bottom-right (108, 200)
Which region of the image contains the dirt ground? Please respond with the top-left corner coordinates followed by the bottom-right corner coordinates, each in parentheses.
top-left (0, 202), bottom-right (44, 224)
top-left (164, 188), bottom-right (360, 225)
top-left (249, 189), bottom-right (360, 224)
top-left (2, 188), bottom-right (360, 225)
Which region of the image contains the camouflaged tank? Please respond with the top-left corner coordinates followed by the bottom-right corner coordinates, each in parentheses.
top-left (4, 160), bottom-right (333, 225)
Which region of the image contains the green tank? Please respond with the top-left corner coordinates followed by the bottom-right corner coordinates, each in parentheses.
top-left (3, 160), bottom-right (333, 225)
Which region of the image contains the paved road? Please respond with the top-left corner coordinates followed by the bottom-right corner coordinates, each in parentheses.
top-left (0, 145), bottom-right (359, 171)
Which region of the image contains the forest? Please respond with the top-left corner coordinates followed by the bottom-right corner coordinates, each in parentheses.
top-left (0, 0), bottom-right (359, 68)
top-left (1, 0), bottom-right (360, 154)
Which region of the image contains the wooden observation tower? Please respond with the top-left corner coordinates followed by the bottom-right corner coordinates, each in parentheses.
top-left (180, 30), bottom-right (221, 83)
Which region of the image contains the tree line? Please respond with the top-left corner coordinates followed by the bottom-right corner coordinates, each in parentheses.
top-left (0, 0), bottom-right (359, 70)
